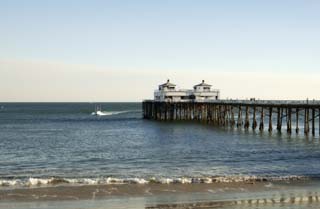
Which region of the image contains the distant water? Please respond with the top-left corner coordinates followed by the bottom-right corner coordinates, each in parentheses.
top-left (1, 103), bottom-right (320, 187)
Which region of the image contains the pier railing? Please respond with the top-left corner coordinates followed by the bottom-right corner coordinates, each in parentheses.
top-left (144, 99), bottom-right (320, 107)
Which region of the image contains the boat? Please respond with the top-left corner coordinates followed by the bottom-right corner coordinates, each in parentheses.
top-left (91, 105), bottom-right (108, 116)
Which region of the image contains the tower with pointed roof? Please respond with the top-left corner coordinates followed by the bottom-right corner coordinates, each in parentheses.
top-left (158, 79), bottom-right (176, 91)
top-left (192, 80), bottom-right (220, 100)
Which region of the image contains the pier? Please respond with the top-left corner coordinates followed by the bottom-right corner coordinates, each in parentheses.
top-left (142, 100), bottom-right (320, 136)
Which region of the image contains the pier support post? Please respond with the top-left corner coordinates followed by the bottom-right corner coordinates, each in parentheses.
top-left (143, 102), bottom-right (146, 118)
top-left (206, 104), bottom-right (210, 123)
top-left (296, 108), bottom-right (299, 133)
top-left (277, 108), bottom-right (283, 132)
top-left (165, 103), bottom-right (168, 121)
top-left (244, 106), bottom-right (250, 129)
top-left (162, 102), bottom-right (166, 120)
top-left (252, 106), bottom-right (257, 130)
top-left (287, 108), bottom-right (292, 134)
top-left (231, 106), bottom-right (235, 126)
top-left (237, 106), bottom-right (242, 128)
top-left (201, 104), bottom-right (205, 121)
top-left (312, 108), bottom-right (315, 136)
top-left (217, 105), bottom-right (221, 125)
top-left (154, 102), bottom-right (158, 120)
top-left (171, 103), bottom-right (175, 120)
top-left (225, 105), bottom-right (230, 126)
top-left (304, 108), bottom-right (310, 135)
top-left (152, 102), bottom-right (155, 119)
top-left (212, 105), bottom-right (216, 124)
top-left (268, 107), bottom-right (273, 132)
top-left (186, 103), bottom-right (189, 120)
top-left (259, 107), bottom-right (264, 131)
top-left (222, 105), bottom-right (226, 126)
top-left (222, 105), bottom-right (226, 125)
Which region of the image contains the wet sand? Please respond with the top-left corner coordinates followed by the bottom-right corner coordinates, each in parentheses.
top-left (0, 182), bottom-right (266, 201)
top-left (1, 181), bottom-right (320, 209)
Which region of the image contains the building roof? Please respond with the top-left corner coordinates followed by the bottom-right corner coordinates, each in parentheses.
top-left (159, 79), bottom-right (176, 87)
top-left (194, 80), bottom-right (212, 87)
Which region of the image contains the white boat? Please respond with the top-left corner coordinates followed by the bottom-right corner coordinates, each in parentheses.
top-left (91, 105), bottom-right (108, 116)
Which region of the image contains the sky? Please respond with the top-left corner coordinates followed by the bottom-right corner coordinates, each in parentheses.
top-left (0, 0), bottom-right (320, 102)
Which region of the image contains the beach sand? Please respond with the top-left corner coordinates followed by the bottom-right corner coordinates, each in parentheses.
top-left (1, 180), bottom-right (320, 209)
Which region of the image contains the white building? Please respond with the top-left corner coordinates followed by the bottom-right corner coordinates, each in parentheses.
top-left (154, 80), bottom-right (220, 102)
top-left (154, 80), bottom-right (191, 102)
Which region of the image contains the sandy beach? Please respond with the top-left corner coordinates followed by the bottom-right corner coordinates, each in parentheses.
top-left (1, 180), bottom-right (320, 208)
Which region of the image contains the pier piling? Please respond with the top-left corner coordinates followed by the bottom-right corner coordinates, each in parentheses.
top-left (312, 108), bottom-right (315, 136)
top-left (142, 100), bottom-right (320, 136)
top-left (237, 106), bottom-right (242, 128)
top-left (244, 106), bottom-right (250, 130)
top-left (296, 108), bottom-right (299, 134)
top-left (277, 108), bottom-right (282, 132)
top-left (259, 107), bottom-right (264, 131)
top-left (287, 108), bottom-right (292, 134)
top-left (305, 108), bottom-right (310, 135)
top-left (268, 107), bottom-right (273, 132)
top-left (252, 107), bottom-right (257, 130)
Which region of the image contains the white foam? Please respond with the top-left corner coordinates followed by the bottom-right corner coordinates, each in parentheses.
top-left (28, 178), bottom-right (52, 186)
top-left (82, 178), bottom-right (99, 185)
top-left (159, 178), bottom-right (174, 184)
top-left (0, 175), bottom-right (310, 188)
top-left (106, 177), bottom-right (124, 184)
top-left (179, 178), bottom-right (192, 184)
top-left (126, 178), bottom-right (148, 184)
top-left (0, 179), bottom-right (20, 186)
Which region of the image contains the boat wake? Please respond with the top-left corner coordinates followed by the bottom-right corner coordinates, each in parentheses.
top-left (91, 110), bottom-right (130, 116)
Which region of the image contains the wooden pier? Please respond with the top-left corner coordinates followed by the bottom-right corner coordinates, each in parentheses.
top-left (142, 100), bottom-right (320, 136)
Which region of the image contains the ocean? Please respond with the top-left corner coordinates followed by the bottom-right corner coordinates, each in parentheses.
top-left (1, 103), bottom-right (320, 208)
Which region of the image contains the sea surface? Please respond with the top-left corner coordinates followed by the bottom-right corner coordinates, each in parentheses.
top-left (1, 102), bottom-right (320, 187)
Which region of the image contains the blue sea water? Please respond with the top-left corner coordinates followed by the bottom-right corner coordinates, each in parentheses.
top-left (1, 103), bottom-right (320, 186)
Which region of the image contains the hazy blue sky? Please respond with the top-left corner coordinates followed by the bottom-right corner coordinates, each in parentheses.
top-left (1, 0), bottom-right (320, 101)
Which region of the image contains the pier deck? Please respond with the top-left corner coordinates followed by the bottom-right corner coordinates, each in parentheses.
top-left (142, 100), bottom-right (320, 136)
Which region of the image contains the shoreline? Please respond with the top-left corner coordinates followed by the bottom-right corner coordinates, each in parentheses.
top-left (0, 175), bottom-right (309, 188)
top-left (0, 180), bottom-right (317, 202)
top-left (0, 182), bottom-right (267, 202)
top-left (1, 181), bottom-right (320, 209)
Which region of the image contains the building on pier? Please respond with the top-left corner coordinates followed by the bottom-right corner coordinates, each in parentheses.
top-left (154, 79), bottom-right (220, 102)
top-left (193, 80), bottom-right (220, 101)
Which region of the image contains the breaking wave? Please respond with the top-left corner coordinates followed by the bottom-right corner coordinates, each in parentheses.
top-left (0, 175), bottom-right (309, 187)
